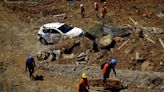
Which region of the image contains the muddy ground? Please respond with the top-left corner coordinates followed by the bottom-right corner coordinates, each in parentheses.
top-left (0, 0), bottom-right (164, 92)
top-left (3, 0), bottom-right (164, 72)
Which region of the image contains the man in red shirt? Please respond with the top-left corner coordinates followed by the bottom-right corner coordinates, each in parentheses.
top-left (78, 73), bottom-right (89, 92)
top-left (102, 59), bottom-right (117, 83)
top-left (100, 5), bottom-right (107, 25)
top-left (94, 2), bottom-right (99, 18)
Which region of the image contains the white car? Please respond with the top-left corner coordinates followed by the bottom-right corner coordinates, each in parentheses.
top-left (38, 22), bottom-right (84, 44)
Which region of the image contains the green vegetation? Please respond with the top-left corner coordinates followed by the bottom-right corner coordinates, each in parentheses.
top-left (88, 24), bottom-right (108, 38)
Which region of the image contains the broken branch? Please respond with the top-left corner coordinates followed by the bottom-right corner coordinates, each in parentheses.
top-left (143, 34), bottom-right (155, 44)
top-left (117, 39), bottom-right (130, 50)
top-left (153, 28), bottom-right (164, 48)
top-left (129, 17), bottom-right (138, 27)
top-left (159, 39), bottom-right (164, 49)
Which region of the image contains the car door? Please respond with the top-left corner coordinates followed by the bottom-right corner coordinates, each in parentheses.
top-left (50, 29), bottom-right (62, 43)
top-left (43, 29), bottom-right (52, 43)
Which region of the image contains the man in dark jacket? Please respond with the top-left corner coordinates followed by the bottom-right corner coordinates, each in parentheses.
top-left (26, 56), bottom-right (35, 79)
top-left (80, 4), bottom-right (85, 18)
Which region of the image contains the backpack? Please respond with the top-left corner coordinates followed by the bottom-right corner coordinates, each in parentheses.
top-left (101, 62), bottom-right (108, 69)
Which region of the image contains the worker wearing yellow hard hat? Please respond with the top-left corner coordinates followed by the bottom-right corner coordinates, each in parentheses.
top-left (78, 73), bottom-right (89, 92)
top-left (82, 73), bottom-right (88, 78)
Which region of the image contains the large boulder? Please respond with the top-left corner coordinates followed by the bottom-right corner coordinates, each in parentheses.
top-left (98, 35), bottom-right (113, 48)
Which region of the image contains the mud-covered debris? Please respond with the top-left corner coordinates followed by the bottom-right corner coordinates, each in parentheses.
top-left (88, 78), bottom-right (127, 91)
top-left (141, 60), bottom-right (154, 71)
top-left (62, 53), bottom-right (74, 59)
top-left (77, 52), bottom-right (88, 61)
top-left (159, 62), bottom-right (164, 66)
top-left (37, 49), bottom-right (62, 61)
top-left (37, 51), bottom-right (50, 61)
top-left (135, 52), bottom-right (146, 61)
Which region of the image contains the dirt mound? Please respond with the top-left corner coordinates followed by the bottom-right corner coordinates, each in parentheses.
top-left (4, 0), bottom-right (65, 22)
top-left (89, 78), bottom-right (126, 91)
top-left (111, 27), bottom-right (164, 72)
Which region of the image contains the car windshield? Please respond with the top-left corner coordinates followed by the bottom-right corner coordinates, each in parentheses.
top-left (58, 24), bottom-right (73, 33)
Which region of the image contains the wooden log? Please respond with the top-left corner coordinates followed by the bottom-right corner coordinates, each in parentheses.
top-left (153, 28), bottom-right (164, 48)
top-left (129, 17), bottom-right (138, 26)
top-left (159, 38), bottom-right (164, 49)
top-left (143, 34), bottom-right (155, 44)
top-left (117, 39), bottom-right (130, 50)
top-left (53, 13), bottom-right (66, 17)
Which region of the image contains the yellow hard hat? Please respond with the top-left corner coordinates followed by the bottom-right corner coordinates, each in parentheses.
top-left (82, 73), bottom-right (87, 78)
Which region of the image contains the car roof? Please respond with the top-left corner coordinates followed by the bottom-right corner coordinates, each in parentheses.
top-left (42, 22), bottom-right (65, 29)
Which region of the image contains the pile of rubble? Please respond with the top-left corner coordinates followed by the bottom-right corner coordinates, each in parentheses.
top-left (36, 21), bottom-right (164, 72)
top-left (36, 35), bottom-right (113, 64)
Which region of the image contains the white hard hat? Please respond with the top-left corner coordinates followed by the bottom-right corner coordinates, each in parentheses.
top-left (80, 4), bottom-right (83, 7)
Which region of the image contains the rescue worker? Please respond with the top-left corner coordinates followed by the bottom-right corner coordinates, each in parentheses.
top-left (102, 2), bottom-right (107, 8)
top-left (26, 55), bottom-right (36, 79)
top-left (80, 4), bottom-right (85, 18)
top-left (102, 59), bottom-right (117, 83)
top-left (78, 73), bottom-right (89, 92)
top-left (94, 2), bottom-right (99, 18)
top-left (100, 5), bottom-right (107, 25)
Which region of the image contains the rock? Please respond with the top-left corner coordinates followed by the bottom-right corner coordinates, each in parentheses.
top-left (131, 28), bottom-right (143, 38)
top-left (51, 49), bottom-right (62, 60)
top-left (62, 53), bottom-right (74, 59)
top-left (135, 52), bottom-right (140, 60)
top-left (124, 49), bottom-right (132, 54)
top-left (159, 62), bottom-right (164, 66)
top-left (110, 48), bottom-right (114, 53)
top-left (114, 37), bottom-right (123, 42)
top-left (141, 60), bottom-right (154, 71)
top-left (135, 52), bottom-right (145, 61)
top-left (76, 61), bottom-right (87, 65)
top-left (37, 51), bottom-right (50, 61)
top-left (160, 86), bottom-right (164, 91)
top-left (129, 57), bottom-right (135, 64)
top-left (98, 35), bottom-right (113, 48)
top-left (77, 52), bottom-right (88, 61)
top-left (150, 51), bottom-right (156, 56)
top-left (48, 53), bottom-right (56, 61)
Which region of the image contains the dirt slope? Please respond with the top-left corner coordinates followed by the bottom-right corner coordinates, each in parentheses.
top-left (3, 0), bottom-right (163, 72)
top-left (0, 0), bottom-right (164, 92)
top-left (0, 5), bottom-right (77, 92)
